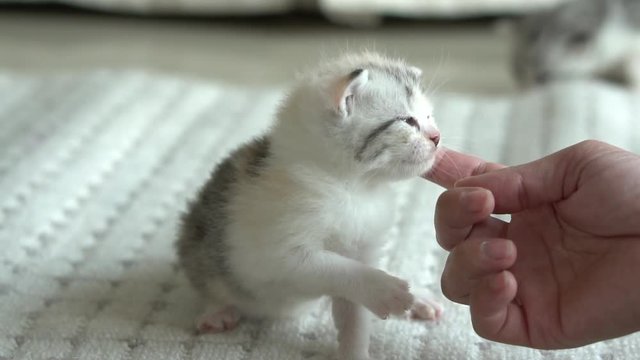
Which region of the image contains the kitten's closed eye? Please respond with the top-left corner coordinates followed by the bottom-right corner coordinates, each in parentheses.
top-left (399, 117), bottom-right (420, 131)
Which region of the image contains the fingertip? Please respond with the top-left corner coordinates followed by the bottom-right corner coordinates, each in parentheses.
top-left (488, 271), bottom-right (516, 294)
top-left (440, 237), bottom-right (514, 305)
top-left (470, 271), bottom-right (524, 344)
top-left (470, 271), bottom-right (517, 323)
top-left (480, 239), bottom-right (517, 265)
top-left (458, 187), bottom-right (494, 215)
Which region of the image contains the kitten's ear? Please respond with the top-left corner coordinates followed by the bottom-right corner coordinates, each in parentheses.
top-left (333, 68), bottom-right (369, 118)
top-left (409, 66), bottom-right (422, 79)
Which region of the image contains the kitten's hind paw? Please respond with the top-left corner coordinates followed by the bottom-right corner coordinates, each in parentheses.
top-left (196, 305), bottom-right (240, 334)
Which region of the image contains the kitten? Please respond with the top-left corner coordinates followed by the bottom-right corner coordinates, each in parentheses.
top-left (511, 0), bottom-right (640, 88)
top-left (176, 52), bottom-right (442, 360)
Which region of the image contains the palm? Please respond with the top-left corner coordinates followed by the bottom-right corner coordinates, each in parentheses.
top-left (501, 167), bottom-right (640, 348)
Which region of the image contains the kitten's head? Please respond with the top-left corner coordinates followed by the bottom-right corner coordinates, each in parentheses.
top-left (282, 52), bottom-right (439, 181)
top-left (511, 0), bottom-right (612, 87)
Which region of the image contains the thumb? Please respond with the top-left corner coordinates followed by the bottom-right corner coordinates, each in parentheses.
top-left (455, 144), bottom-right (584, 213)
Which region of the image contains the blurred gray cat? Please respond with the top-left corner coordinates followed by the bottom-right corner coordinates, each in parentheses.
top-left (176, 52), bottom-right (443, 360)
top-left (512, 0), bottom-right (640, 87)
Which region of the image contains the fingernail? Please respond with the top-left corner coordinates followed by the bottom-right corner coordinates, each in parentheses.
top-left (481, 240), bottom-right (513, 260)
top-left (459, 188), bottom-right (488, 213)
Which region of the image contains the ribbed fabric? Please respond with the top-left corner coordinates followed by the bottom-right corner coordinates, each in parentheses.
top-left (0, 71), bottom-right (637, 360)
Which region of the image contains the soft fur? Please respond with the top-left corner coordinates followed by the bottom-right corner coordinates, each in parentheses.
top-left (176, 52), bottom-right (442, 360)
top-left (511, 0), bottom-right (640, 88)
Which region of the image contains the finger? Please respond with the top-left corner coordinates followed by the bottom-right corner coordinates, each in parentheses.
top-left (423, 147), bottom-right (505, 189)
top-left (441, 238), bottom-right (516, 304)
top-left (435, 187), bottom-right (496, 250)
top-left (469, 271), bottom-right (531, 347)
top-left (468, 216), bottom-right (509, 240)
top-left (455, 140), bottom-right (615, 213)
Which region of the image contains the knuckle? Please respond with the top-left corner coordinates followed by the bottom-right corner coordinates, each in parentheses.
top-left (435, 190), bottom-right (452, 211)
top-left (440, 275), bottom-right (454, 300)
top-left (435, 233), bottom-right (454, 251)
top-left (471, 318), bottom-right (491, 340)
top-left (440, 259), bottom-right (465, 301)
top-left (578, 139), bottom-right (604, 148)
top-left (575, 139), bottom-right (612, 154)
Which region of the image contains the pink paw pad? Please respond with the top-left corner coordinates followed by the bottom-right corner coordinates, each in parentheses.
top-left (410, 298), bottom-right (443, 321)
top-left (196, 306), bottom-right (240, 334)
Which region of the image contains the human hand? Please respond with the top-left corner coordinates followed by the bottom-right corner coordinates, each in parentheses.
top-left (424, 141), bottom-right (640, 349)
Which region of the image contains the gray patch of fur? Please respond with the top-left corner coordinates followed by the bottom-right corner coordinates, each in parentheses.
top-left (349, 64), bottom-right (420, 163)
top-left (176, 137), bottom-right (272, 301)
top-left (355, 119), bottom-right (396, 161)
top-left (246, 137), bottom-right (271, 177)
top-left (513, 0), bottom-right (604, 81)
top-left (363, 61), bottom-right (420, 88)
top-left (512, 0), bottom-right (633, 85)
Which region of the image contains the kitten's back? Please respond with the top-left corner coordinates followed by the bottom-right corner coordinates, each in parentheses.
top-left (176, 137), bottom-right (270, 295)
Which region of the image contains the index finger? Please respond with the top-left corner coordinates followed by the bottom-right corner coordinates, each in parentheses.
top-left (423, 147), bottom-right (505, 189)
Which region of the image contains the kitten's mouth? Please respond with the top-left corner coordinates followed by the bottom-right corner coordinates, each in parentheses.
top-left (403, 146), bottom-right (437, 165)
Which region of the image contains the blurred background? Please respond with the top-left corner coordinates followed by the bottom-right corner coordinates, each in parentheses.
top-left (6, 3), bottom-right (640, 360)
top-left (0, 0), bottom-right (564, 94)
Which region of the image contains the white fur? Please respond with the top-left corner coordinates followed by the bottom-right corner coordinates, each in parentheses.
top-left (202, 53), bottom-right (440, 359)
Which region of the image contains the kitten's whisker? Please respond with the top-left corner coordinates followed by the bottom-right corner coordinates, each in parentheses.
top-left (429, 77), bottom-right (450, 97)
top-left (425, 165), bottom-right (461, 188)
top-left (442, 136), bottom-right (488, 151)
top-left (440, 137), bottom-right (482, 149)
top-left (425, 49), bottom-right (444, 96)
top-left (427, 51), bottom-right (451, 97)
top-left (439, 150), bottom-right (465, 182)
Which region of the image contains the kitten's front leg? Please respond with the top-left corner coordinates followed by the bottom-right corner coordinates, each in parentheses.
top-left (332, 297), bottom-right (371, 360)
top-left (285, 250), bottom-right (413, 359)
top-left (288, 250), bottom-right (413, 318)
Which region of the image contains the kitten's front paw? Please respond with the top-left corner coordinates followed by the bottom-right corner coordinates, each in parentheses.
top-left (357, 270), bottom-right (413, 319)
top-left (407, 288), bottom-right (444, 321)
top-left (410, 298), bottom-right (443, 321)
top-left (196, 305), bottom-right (240, 334)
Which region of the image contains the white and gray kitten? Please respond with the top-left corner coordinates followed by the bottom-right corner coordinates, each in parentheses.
top-left (176, 52), bottom-right (442, 360)
top-left (512, 0), bottom-right (640, 87)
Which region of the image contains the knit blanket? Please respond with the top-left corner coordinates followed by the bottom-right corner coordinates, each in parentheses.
top-left (1, 71), bottom-right (639, 360)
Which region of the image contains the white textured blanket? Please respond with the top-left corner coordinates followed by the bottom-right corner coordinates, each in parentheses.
top-left (1, 71), bottom-right (639, 360)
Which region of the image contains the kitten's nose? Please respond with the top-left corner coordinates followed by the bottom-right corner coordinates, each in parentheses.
top-left (425, 129), bottom-right (440, 146)
top-left (431, 134), bottom-right (440, 147)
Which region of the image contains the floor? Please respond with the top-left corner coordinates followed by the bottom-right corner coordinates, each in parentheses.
top-left (0, 7), bottom-right (515, 94)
